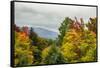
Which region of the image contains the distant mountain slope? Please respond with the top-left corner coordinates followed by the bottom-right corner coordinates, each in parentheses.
top-left (33, 27), bottom-right (58, 40)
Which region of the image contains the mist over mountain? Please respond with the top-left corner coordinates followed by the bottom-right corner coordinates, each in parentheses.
top-left (33, 26), bottom-right (58, 40)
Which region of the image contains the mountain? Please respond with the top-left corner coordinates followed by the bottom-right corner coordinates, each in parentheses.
top-left (33, 26), bottom-right (58, 40)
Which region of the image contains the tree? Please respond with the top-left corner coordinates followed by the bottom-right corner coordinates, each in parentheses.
top-left (41, 44), bottom-right (66, 64)
top-left (60, 17), bottom-right (97, 63)
top-left (22, 26), bottom-right (29, 35)
top-left (80, 30), bottom-right (96, 62)
top-left (29, 27), bottom-right (38, 46)
top-left (58, 17), bottom-right (73, 46)
top-left (60, 29), bottom-right (81, 63)
top-left (86, 17), bottom-right (97, 33)
top-left (14, 31), bottom-right (34, 66)
top-left (14, 24), bottom-right (20, 32)
top-left (36, 37), bottom-right (49, 50)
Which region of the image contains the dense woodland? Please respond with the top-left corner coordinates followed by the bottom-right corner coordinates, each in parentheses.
top-left (14, 17), bottom-right (97, 66)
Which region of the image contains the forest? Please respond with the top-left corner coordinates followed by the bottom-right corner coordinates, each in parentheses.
top-left (14, 17), bottom-right (97, 66)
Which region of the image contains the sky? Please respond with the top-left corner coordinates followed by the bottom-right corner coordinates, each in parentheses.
top-left (15, 2), bottom-right (96, 33)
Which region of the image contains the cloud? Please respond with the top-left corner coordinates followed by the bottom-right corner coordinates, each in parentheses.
top-left (15, 2), bottom-right (96, 30)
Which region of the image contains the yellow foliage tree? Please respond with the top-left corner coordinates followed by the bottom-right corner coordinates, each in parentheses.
top-left (14, 31), bottom-right (34, 66)
top-left (60, 22), bottom-right (96, 63)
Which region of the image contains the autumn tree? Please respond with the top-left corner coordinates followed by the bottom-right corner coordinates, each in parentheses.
top-left (14, 31), bottom-right (34, 66)
top-left (60, 17), bottom-right (97, 63)
top-left (86, 17), bottom-right (97, 33)
top-left (14, 24), bottom-right (20, 32)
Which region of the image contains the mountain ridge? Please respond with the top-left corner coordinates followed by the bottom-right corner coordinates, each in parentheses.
top-left (33, 26), bottom-right (58, 40)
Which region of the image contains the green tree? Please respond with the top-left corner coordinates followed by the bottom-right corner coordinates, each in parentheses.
top-left (58, 17), bottom-right (73, 45)
top-left (41, 44), bottom-right (66, 64)
top-left (29, 27), bottom-right (38, 46)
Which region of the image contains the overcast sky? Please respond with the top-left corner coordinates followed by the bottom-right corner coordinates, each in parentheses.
top-left (15, 2), bottom-right (96, 33)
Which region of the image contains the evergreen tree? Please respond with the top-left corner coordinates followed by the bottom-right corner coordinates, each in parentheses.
top-left (58, 17), bottom-right (73, 46)
top-left (41, 44), bottom-right (66, 64)
top-left (29, 27), bottom-right (38, 46)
